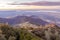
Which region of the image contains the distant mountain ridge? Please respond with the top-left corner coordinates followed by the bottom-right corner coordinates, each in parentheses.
top-left (0, 16), bottom-right (48, 26)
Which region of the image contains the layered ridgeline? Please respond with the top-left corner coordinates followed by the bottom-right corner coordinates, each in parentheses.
top-left (0, 16), bottom-right (48, 26)
top-left (0, 10), bottom-right (60, 26)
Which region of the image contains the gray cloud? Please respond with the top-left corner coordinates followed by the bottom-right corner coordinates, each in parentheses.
top-left (9, 1), bottom-right (60, 6)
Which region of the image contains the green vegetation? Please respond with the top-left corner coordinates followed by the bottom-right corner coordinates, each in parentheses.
top-left (0, 24), bottom-right (41, 40)
top-left (0, 23), bottom-right (60, 40)
top-left (32, 24), bottom-right (60, 40)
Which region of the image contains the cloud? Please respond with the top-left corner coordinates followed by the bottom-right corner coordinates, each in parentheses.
top-left (10, 1), bottom-right (60, 6)
top-left (0, 5), bottom-right (60, 10)
top-left (0, 1), bottom-right (60, 10)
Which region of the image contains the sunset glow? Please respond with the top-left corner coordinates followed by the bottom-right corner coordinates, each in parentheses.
top-left (0, 5), bottom-right (60, 10)
top-left (0, 0), bottom-right (60, 10)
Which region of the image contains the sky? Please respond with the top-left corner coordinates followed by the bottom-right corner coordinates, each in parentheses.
top-left (0, 0), bottom-right (60, 24)
top-left (0, 0), bottom-right (60, 5)
top-left (0, 0), bottom-right (60, 3)
top-left (0, 0), bottom-right (60, 10)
